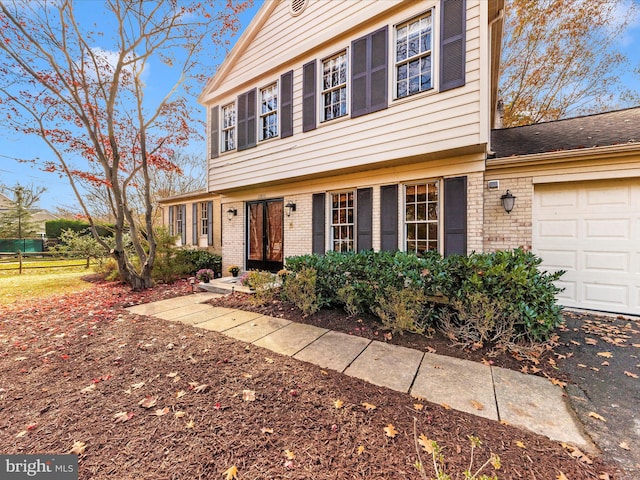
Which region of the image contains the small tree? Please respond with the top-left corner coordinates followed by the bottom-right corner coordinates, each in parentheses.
top-left (0, 183), bottom-right (46, 239)
top-left (57, 228), bottom-right (105, 268)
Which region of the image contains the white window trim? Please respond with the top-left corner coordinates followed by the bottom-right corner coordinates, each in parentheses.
top-left (320, 49), bottom-right (349, 123)
top-left (393, 8), bottom-right (436, 101)
top-left (221, 102), bottom-right (236, 153)
top-left (259, 81), bottom-right (279, 141)
top-left (329, 190), bottom-right (356, 253)
top-left (403, 180), bottom-right (441, 255)
top-left (200, 202), bottom-right (209, 237)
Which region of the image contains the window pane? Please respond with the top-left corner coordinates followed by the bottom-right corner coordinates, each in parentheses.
top-left (416, 184), bottom-right (426, 202)
top-left (417, 203), bottom-right (426, 221)
top-left (428, 223), bottom-right (438, 240)
top-left (428, 203), bottom-right (438, 221)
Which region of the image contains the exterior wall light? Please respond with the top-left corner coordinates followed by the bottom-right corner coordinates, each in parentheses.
top-left (226, 208), bottom-right (237, 220)
top-left (284, 202), bottom-right (297, 216)
top-left (501, 190), bottom-right (516, 214)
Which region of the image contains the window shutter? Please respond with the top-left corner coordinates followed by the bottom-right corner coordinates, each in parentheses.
top-left (192, 203), bottom-right (198, 245)
top-left (440, 0), bottom-right (466, 92)
top-left (356, 188), bottom-right (373, 251)
top-left (168, 206), bottom-right (174, 236)
top-left (210, 106), bottom-right (219, 159)
top-left (237, 88), bottom-right (257, 151)
top-left (312, 193), bottom-right (325, 255)
top-left (181, 204), bottom-right (187, 245)
top-left (351, 26), bottom-right (388, 118)
top-left (281, 70), bottom-right (294, 138)
top-left (302, 60), bottom-right (316, 132)
top-left (207, 201), bottom-right (213, 246)
top-left (380, 184), bottom-right (398, 251)
top-left (444, 176), bottom-right (467, 256)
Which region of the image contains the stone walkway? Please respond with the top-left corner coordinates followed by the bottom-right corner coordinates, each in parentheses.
top-left (127, 292), bottom-right (593, 451)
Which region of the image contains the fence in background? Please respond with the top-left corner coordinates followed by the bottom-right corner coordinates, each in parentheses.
top-left (0, 239), bottom-right (44, 253)
top-left (0, 251), bottom-right (92, 274)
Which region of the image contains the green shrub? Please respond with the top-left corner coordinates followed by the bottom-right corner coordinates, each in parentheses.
top-left (242, 270), bottom-right (277, 306)
top-left (373, 286), bottom-right (428, 335)
top-left (174, 249), bottom-right (222, 276)
top-left (152, 227), bottom-right (189, 283)
top-left (281, 266), bottom-right (321, 315)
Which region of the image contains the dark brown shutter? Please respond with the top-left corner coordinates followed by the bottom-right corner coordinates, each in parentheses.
top-left (168, 206), bottom-right (174, 236)
top-left (207, 201), bottom-right (213, 246)
top-left (281, 70), bottom-right (294, 138)
top-left (312, 193), bottom-right (325, 255)
top-left (444, 176), bottom-right (467, 256)
top-left (210, 106), bottom-right (219, 159)
top-left (351, 26), bottom-right (388, 118)
top-left (302, 60), bottom-right (316, 132)
top-left (380, 184), bottom-right (398, 251)
top-left (440, 0), bottom-right (466, 92)
top-left (237, 88), bottom-right (257, 151)
top-left (181, 204), bottom-right (187, 245)
top-left (356, 188), bottom-right (373, 251)
top-left (192, 203), bottom-right (198, 245)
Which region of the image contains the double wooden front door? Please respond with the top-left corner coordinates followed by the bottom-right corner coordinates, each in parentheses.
top-left (246, 199), bottom-right (284, 272)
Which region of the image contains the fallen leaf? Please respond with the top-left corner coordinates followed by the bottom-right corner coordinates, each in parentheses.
top-left (413, 403), bottom-right (424, 411)
top-left (632, 344), bottom-right (640, 348)
top-left (153, 407), bottom-right (170, 416)
top-left (69, 441), bottom-right (87, 455)
top-left (597, 351), bottom-right (612, 358)
top-left (242, 390), bottom-right (256, 402)
top-left (284, 449), bottom-right (295, 460)
top-left (589, 412), bottom-right (606, 422)
top-left (357, 445), bottom-right (365, 455)
top-left (585, 338), bottom-right (598, 345)
top-left (619, 441), bottom-right (630, 450)
top-left (241, 373), bottom-right (252, 379)
top-left (548, 377), bottom-right (567, 388)
top-left (440, 403), bottom-right (451, 410)
top-left (16, 430), bottom-right (27, 438)
top-left (599, 473), bottom-right (611, 480)
top-left (624, 371), bottom-right (638, 378)
top-left (131, 381), bottom-right (145, 389)
top-left (185, 419), bottom-right (195, 429)
top-left (570, 340), bottom-right (581, 346)
top-left (577, 364), bottom-right (587, 368)
top-left (471, 400), bottom-right (484, 410)
top-left (557, 473), bottom-right (568, 480)
top-left (176, 390), bottom-right (186, 399)
top-left (174, 411), bottom-right (186, 418)
top-left (426, 346), bottom-right (436, 354)
top-left (384, 424), bottom-right (398, 438)
top-left (138, 396), bottom-right (158, 409)
top-left (320, 370), bottom-right (328, 375)
top-left (80, 384), bottom-right (96, 394)
top-left (113, 411), bottom-right (134, 423)
top-left (515, 440), bottom-right (526, 449)
top-left (166, 372), bottom-right (178, 378)
top-left (361, 402), bottom-right (376, 411)
top-left (265, 357), bottom-right (274, 364)
top-left (261, 427), bottom-right (274, 434)
top-left (591, 367), bottom-right (600, 372)
top-left (601, 361), bottom-right (609, 366)
top-left (334, 399), bottom-right (344, 409)
top-left (193, 383), bottom-right (209, 393)
top-left (418, 434), bottom-right (434, 454)
top-left (223, 465), bottom-right (238, 480)
top-left (500, 420), bottom-right (510, 426)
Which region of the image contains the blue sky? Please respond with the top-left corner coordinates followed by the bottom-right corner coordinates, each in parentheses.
top-left (1, 0), bottom-right (639, 212)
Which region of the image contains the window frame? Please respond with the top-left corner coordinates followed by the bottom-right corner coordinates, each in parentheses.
top-left (175, 205), bottom-right (183, 237)
top-left (221, 102), bottom-right (236, 153)
top-left (199, 202), bottom-right (209, 236)
top-left (321, 50), bottom-right (349, 122)
top-left (394, 9), bottom-right (435, 100)
top-left (404, 180), bottom-right (440, 255)
top-left (258, 82), bottom-right (279, 141)
top-left (330, 190), bottom-right (355, 253)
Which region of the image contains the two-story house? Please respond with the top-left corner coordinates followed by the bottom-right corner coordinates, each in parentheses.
top-left (160, 0), bottom-right (640, 316)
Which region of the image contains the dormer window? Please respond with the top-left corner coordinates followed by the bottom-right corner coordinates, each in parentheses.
top-left (395, 11), bottom-right (433, 98)
top-left (259, 83), bottom-right (278, 141)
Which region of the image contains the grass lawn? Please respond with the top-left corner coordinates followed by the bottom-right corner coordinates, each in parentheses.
top-left (0, 267), bottom-right (94, 305)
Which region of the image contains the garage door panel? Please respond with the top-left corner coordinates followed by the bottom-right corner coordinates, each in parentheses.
top-left (585, 219), bottom-right (630, 239)
top-left (584, 252), bottom-right (629, 273)
top-left (534, 179), bottom-right (639, 315)
top-left (538, 220), bottom-right (578, 239)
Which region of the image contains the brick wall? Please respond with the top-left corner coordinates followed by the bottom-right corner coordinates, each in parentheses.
top-left (283, 194), bottom-right (312, 258)
top-left (483, 176), bottom-right (533, 252)
top-left (466, 172), bottom-right (484, 253)
top-left (221, 202), bottom-right (245, 275)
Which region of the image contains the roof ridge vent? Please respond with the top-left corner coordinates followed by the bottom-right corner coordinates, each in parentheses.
top-left (290, 0), bottom-right (308, 16)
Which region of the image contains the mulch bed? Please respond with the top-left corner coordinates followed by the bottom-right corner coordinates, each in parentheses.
top-left (0, 278), bottom-right (620, 479)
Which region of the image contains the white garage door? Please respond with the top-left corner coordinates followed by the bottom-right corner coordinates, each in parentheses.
top-left (533, 179), bottom-right (640, 315)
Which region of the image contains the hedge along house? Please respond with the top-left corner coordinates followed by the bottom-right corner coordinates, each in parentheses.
top-left (488, 107), bottom-right (640, 316)
top-left (191, 0), bottom-right (505, 273)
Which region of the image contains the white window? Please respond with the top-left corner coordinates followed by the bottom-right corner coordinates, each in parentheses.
top-left (322, 51), bottom-right (348, 121)
top-left (200, 202), bottom-right (208, 236)
top-left (175, 206), bottom-right (183, 237)
top-left (221, 103), bottom-right (236, 152)
top-left (331, 191), bottom-right (354, 252)
top-left (395, 11), bottom-right (433, 99)
top-left (259, 83), bottom-right (278, 141)
top-left (405, 181), bottom-right (438, 255)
